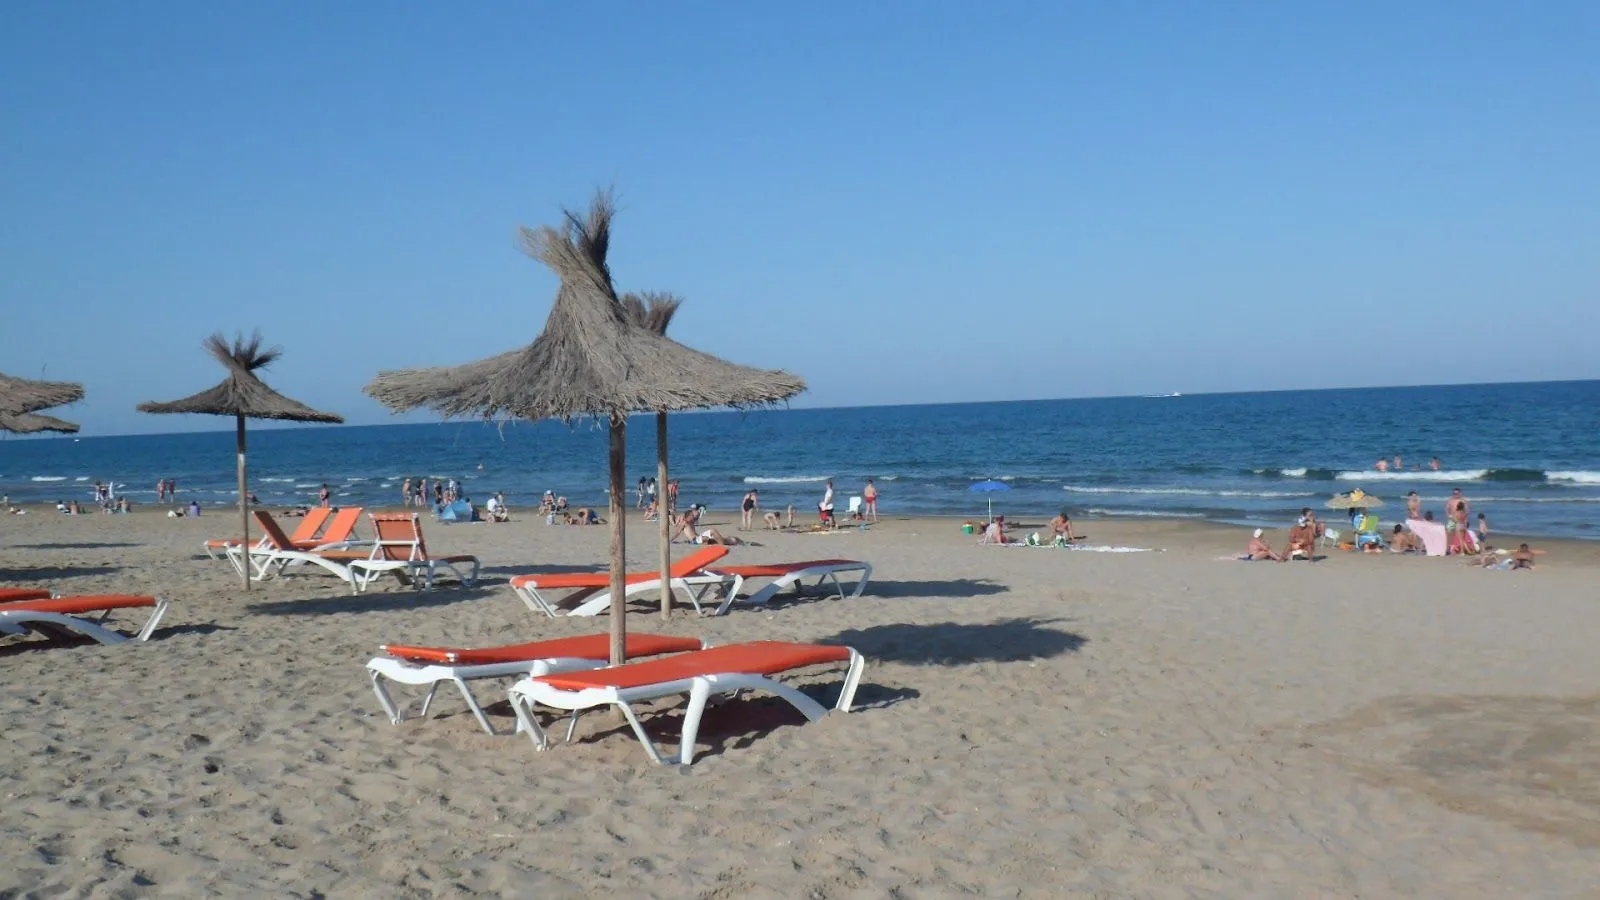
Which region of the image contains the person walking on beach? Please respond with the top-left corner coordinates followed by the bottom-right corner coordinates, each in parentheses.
top-left (401, 477), bottom-right (413, 508)
top-left (1406, 491), bottom-right (1422, 520)
top-left (863, 478), bottom-right (879, 522)
top-left (155, 479), bottom-right (166, 503)
top-left (645, 478), bottom-right (657, 511)
top-left (169, 478), bottom-right (178, 502)
top-left (319, 483), bottom-right (331, 508)
top-left (667, 479), bottom-right (679, 515)
top-left (819, 480), bottom-right (835, 525)
top-left (1477, 512), bottom-right (1491, 549)
top-left (740, 489), bottom-right (760, 530)
top-left (636, 477), bottom-right (648, 509)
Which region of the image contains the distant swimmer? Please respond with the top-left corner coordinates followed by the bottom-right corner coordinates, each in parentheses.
top-left (1375, 459), bottom-right (1389, 472)
top-left (1430, 457), bottom-right (1442, 470)
top-left (1393, 455), bottom-right (1404, 471)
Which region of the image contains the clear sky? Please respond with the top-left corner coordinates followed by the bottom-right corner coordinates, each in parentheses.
top-left (3, 1), bottom-right (1596, 435)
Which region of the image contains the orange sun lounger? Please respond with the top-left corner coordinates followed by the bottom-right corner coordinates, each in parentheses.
top-left (0, 587), bottom-right (56, 604)
top-left (347, 514), bottom-right (480, 592)
top-left (0, 594), bottom-right (170, 645)
top-left (227, 509), bottom-right (375, 589)
top-left (204, 506), bottom-right (332, 560)
top-left (702, 558), bottom-right (873, 615)
top-left (508, 545), bottom-right (730, 617)
top-left (509, 640), bottom-right (865, 765)
top-left (368, 632), bottom-right (707, 734)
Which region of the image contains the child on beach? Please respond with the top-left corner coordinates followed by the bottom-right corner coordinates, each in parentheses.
top-left (1477, 513), bottom-right (1491, 549)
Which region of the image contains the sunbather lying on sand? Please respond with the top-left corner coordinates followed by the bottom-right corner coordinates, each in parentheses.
top-left (691, 527), bottom-right (744, 546)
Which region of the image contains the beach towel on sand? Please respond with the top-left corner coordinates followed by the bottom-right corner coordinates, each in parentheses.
top-left (1406, 518), bottom-right (1447, 556)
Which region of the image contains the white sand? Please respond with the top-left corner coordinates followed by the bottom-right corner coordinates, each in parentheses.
top-left (2, 508), bottom-right (1597, 897)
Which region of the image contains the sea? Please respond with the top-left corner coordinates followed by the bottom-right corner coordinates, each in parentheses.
top-left (3, 380), bottom-right (1598, 539)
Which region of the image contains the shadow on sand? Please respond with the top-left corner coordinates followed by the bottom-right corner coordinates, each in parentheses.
top-left (10, 542), bottom-right (143, 550)
top-left (0, 622), bottom-right (236, 657)
top-left (819, 617), bottom-right (1087, 666)
top-left (0, 564), bottom-right (123, 581)
top-left (246, 585), bottom-right (495, 617)
top-left (861, 577), bottom-right (1010, 600)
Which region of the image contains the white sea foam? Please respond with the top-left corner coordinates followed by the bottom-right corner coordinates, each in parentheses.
top-left (31, 476), bottom-right (67, 482)
top-left (1085, 508), bottom-right (1207, 518)
top-left (260, 477), bottom-right (297, 483)
top-left (1338, 469), bottom-right (1489, 482)
top-left (294, 483), bottom-right (320, 489)
top-left (74, 476), bottom-right (90, 482)
top-left (1064, 486), bottom-right (1314, 499)
top-left (1547, 470), bottom-right (1600, 485)
top-left (743, 475), bottom-right (831, 484)
top-left (1280, 468), bottom-right (1307, 478)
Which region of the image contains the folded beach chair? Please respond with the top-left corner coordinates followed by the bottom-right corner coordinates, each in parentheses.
top-left (704, 558), bottom-right (873, 616)
top-left (348, 513), bottom-right (480, 592)
top-left (508, 545), bottom-right (731, 617)
top-left (228, 509), bottom-right (374, 590)
top-left (0, 587), bottom-right (56, 604)
top-left (508, 640), bottom-right (865, 766)
top-left (0, 594), bottom-right (170, 645)
top-left (368, 632), bottom-right (707, 734)
top-left (203, 506), bottom-right (331, 560)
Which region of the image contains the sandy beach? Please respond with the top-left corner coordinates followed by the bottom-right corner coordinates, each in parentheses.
top-left (2, 506), bottom-right (1597, 898)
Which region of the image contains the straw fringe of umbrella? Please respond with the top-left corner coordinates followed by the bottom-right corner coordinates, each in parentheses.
top-left (365, 190), bottom-right (805, 664)
top-left (139, 332), bottom-right (344, 589)
top-left (0, 371), bottom-right (84, 418)
top-left (0, 412), bottom-right (80, 434)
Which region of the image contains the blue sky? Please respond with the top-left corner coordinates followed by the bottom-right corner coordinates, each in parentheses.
top-left (3, 1), bottom-right (1596, 435)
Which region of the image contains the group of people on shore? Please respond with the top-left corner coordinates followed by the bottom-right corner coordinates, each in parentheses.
top-left (1241, 488), bottom-right (1537, 568)
top-left (400, 477), bottom-right (466, 510)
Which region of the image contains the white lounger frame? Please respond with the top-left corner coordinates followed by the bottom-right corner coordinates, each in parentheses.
top-left (369, 654), bottom-right (618, 735)
top-left (226, 544), bottom-right (362, 590)
top-left (0, 598), bottom-right (170, 645)
top-left (706, 561), bottom-right (873, 616)
top-left (506, 648), bottom-right (864, 765)
top-left (556, 576), bottom-right (729, 618)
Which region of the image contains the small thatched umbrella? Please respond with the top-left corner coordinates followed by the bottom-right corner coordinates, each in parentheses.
top-left (0, 412), bottom-right (80, 434)
top-left (0, 371), bottom-right (84, 418)
top-left (367, 191), bottom-right (805, 664)
top-left (620, 291), bottom-right (685, 620)
top-left (139, 333), bottom-right (344, 589)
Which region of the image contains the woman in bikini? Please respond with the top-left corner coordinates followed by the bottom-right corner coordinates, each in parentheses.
top-left (863, 479), bottom-right (879, 522)
top-left (740, 489), bottom-right (759, 530)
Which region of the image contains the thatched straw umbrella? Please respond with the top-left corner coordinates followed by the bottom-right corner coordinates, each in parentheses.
top-left (366, 191), bottom-right (805, 664)
top-left (0, 412), bottom-right (80, 434)
top-left (0, 371), bottom-right (84, 418)
top-left (620, 291), bottom-right (685, 620)
top-left (139, 333), bottom-right (344, 590)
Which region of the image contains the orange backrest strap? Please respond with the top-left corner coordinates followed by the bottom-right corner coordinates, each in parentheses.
top-left (287, 506), bottom-right (333, 543)
top-left (253, 510), bottom-right (296, 549)
top-left (369, 514), bottom-right (423, 561)
top-left (320, 507), bottom-right (363, 543)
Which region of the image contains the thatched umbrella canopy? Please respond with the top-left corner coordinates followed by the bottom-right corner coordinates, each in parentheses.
top-left (0, 412), bottom-right (80, 434)
top-left (139, 332), bottom-right (344, 590)
top-left (0, 371), bottom-right (84, 418)
top-left (620, 291), bottom-right (685, 620)
top-left (366, 191), bottom-right (805, 664)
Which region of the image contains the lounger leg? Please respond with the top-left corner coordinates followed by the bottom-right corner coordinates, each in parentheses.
top-left (837, 649), bottom-right (865, 712)
top-left (509, 691), bottom-right (551, 750)
top-left (678, 679), bottom-right (713, 766)
top-left (370, 670), bottom-right (407, 725)
top-left (823, 572), bottom-right (845, 601)
top-left (453, 676), bottom-right (498, 734)
top-left (416, 682), bottom-right (443, 720)
top-left (134, 598), bottom-right (169, 641)
top-left (615, 702), bottom-right (669, 766)
top-left (711, 574), bottom-right (746, 616)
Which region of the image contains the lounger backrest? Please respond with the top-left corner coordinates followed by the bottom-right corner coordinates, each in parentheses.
top-left (319, 507), bottom-right (364, 544)
top-left (671, 545), bottom-right (730, 577)
top-left (287, 507), bottom-right (333, 544)
top-left (253, 510), bottom-right (298, 550)
top-left (369, 514), bottom-right (425, 561)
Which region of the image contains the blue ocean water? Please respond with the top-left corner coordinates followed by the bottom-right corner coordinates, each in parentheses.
top-left (3, 380), bottom-right (1598, 538)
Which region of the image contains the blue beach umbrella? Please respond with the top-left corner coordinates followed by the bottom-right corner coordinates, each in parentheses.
top-left (969, 479), bottom-right (1011, 518)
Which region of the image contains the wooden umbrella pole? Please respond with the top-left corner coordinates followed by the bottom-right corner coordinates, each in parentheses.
top-left (236, 413), bottom-right (250, 590)
top-left (607, 415), bottom-right (628, 666)
top-left (657, 411), bottom-right (671, 620)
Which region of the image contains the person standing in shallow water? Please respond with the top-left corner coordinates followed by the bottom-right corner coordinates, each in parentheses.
top-left (863, 479), bottom-right (879, 522)
top-left (740, 489), bottom-right (759, 530)
top-left (401, 477), bottom-right (413, 508)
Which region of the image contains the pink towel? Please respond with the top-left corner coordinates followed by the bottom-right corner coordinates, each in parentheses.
top-left (1407, 518), bottom-right (1447, 556)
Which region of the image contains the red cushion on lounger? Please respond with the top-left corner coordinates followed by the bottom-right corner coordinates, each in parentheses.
top-left (1, 595), bottom-right (157, 615)
top-left (0, 588), bottom-right (52, 604)
top-left (535, 641), bottom-right (852, 691)
top-left (711, 559), bottom-right (860, 578)
top-left (381, 633), bottom-right (703, 666)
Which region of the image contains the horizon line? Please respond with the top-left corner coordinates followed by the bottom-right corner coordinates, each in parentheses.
top-left (10, 376), bottom-right (1597, 441)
